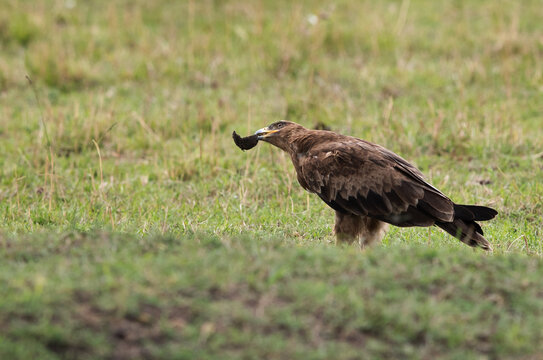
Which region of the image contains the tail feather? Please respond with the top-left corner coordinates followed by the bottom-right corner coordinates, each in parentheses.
top-left (436, 219), bottom-right (493, 251)
top-left (454, 204), bottom-right (497, 221)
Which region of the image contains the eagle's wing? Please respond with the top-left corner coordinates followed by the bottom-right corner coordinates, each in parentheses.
top-left (298, 138), bottom-right (455, 226)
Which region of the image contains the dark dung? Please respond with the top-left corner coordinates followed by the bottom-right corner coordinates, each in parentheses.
top-left (232, 131), bottom-right (259, 151)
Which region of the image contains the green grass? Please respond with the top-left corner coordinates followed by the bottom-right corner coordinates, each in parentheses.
top-left (1, 0), bottom-right (542, 358)
top-left (2, 233), bottom-right (543, 359)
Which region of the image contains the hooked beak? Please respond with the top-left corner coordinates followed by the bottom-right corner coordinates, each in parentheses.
top-left (255, 126), bottom-right (278, 139)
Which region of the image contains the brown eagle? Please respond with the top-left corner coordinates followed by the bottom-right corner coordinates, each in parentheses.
top-left (237, 121), bottom-right (497, 250)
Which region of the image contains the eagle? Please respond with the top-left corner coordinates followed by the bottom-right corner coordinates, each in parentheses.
top-left (233, 121), bottom-right (497, 250)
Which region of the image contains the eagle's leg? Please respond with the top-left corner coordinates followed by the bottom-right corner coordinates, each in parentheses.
top-left (334, 211), bottom-right (361, 245)
top-left (334, 211), bottom-right (388, 248)
top-left (359, 217), bottom-right (389, 248)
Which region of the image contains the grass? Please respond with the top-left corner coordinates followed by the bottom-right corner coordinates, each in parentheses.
top-left (2, 233), bottom-right (543, 359)
top-left (0, 0), bottom-right (542, 358)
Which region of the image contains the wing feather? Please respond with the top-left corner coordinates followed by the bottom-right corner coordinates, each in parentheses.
top-left (298, 138), bottom-right (454, 226)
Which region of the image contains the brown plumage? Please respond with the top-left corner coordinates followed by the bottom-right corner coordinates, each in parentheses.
top-left (247, 121), bottom-right (497, 250)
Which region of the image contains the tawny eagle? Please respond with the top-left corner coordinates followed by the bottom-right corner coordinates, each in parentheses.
top-left (234, 121), bottom-right (497, 250)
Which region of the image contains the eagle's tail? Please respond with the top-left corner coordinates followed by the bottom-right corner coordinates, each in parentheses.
top-left (436, 204), bottom-right (498, 251)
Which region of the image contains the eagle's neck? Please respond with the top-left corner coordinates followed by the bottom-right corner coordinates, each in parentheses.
top-left (286, 130), bottom-right (324, 191)
top-left (286, 130), bottom-right (324, 171)
top-left (269, 128), bottom-right (338, 170)
top-left (288, 129), bottom-right (340, 154)
top-left (287, 131), bottom-right (316, 152)
top-left (285, 131), bottom-right (312, 159)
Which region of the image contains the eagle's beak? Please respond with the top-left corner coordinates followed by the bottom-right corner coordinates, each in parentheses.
top-left (255, 127), bottom-right (278, 139)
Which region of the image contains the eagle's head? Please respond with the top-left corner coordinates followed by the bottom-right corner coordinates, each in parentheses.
top-left (255, 121), bottom-right (306, 152)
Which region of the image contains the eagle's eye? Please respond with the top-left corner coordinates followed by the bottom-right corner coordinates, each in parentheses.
top-left (268, 121), bottom-right (289, 130)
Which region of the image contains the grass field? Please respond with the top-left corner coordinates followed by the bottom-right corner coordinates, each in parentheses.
top-left (1, 0), bottom-right (542, 358)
